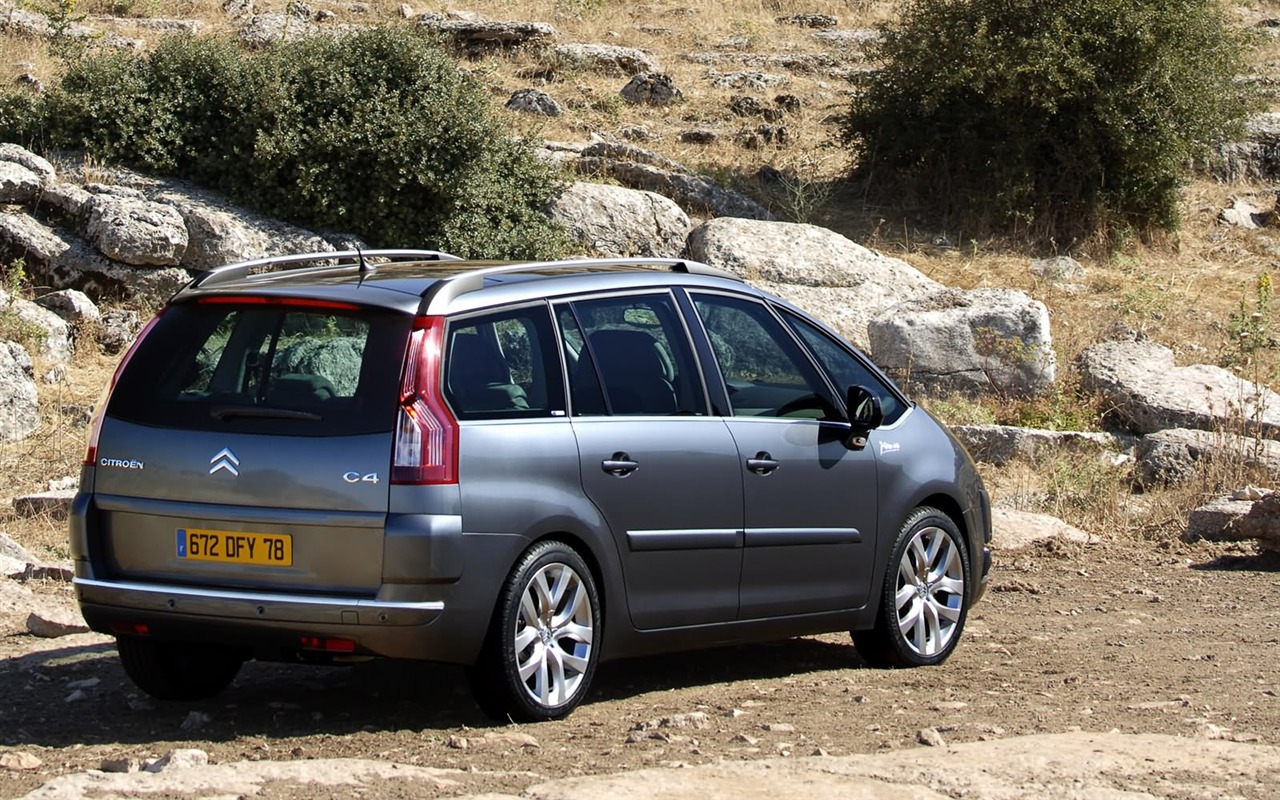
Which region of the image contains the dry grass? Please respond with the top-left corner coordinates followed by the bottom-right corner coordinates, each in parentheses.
top-left (4, 0), bottom-right (1280, 548)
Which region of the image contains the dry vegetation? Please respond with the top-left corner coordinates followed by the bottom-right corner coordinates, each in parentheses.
top-left (3, 0), bottom-right (1280, 556)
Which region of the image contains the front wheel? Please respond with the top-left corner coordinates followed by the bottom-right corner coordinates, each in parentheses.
top-left (467, 541), bottom-right (601, 722)
top-left (853, 507), bottom-right (970, 668)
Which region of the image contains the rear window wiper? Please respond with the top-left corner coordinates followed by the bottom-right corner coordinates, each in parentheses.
top-left (210, 406), bottom-right (323, 422)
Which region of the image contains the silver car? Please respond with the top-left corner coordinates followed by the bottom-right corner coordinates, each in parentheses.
top-left (71, 251), bottom-right (991, 721)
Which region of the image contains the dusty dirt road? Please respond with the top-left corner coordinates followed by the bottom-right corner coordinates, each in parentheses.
top-left (1, 537), bottom-right (1278, 798)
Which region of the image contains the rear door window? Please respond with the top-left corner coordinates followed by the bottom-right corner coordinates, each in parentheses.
top-left (558, 294), bottom-right (707, 417)
top-left (444, 306), bottom-right (565, 420)
top-left (106, 300), bottom-right (412, 436)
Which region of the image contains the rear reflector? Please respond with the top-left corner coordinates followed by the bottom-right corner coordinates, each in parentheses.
top-left (108, 622), bottom-right (151, 636)
top-left (300, 636), bottom-right (357, 653)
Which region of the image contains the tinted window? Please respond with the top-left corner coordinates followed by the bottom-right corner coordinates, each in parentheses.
top-left (445, 306), bottom-right (564, 420)
top-left (783, 311), bottom-right (905, 424)
top-left (692, 293), bottom-right (838, 419)
top-left (561, 294), bottom-right (706, 416)
top-left (108, 301), bottom-right (412, 436)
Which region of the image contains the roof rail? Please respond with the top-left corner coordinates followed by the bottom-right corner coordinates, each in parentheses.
top-left (189, 249), bottom-right (462, 290)
top-left (418, 257), bottom-right (740, 315)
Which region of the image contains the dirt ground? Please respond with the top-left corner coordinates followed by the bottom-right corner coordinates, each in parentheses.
top-left (2, 536), bottom-right (1278, 799)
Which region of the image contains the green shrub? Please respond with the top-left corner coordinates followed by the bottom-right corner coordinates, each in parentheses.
top-left (842, 0), bottom-right (1258, 246)
top-left (1, 27), bottom-right (568, 259)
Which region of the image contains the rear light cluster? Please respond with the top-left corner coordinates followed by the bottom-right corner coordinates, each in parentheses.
top-left (84, 310), bottom-right (167, 467)
top-left (392, 316), bottom-right (459, 485)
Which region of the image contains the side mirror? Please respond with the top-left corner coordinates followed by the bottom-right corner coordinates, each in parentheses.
top-left (846, 385), bottom-right (883, 450)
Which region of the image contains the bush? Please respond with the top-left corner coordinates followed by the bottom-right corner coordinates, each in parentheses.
top-left (0, 27), bottom-right (568, 259)
top-left (842, 0), bottom-right (1258, 246)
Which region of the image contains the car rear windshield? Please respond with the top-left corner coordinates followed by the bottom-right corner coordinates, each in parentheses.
top-left (106, 300), bottom-right (413, 437)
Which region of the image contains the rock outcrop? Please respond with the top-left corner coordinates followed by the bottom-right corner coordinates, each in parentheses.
top-left (548, 182), bottom-right (690, 258)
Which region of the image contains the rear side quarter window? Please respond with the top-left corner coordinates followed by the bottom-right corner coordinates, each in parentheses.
top-left (444, 306), bottom-right (565, 420)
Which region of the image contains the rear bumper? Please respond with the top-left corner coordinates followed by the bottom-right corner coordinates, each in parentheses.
top-left (74, 576), bottom-right (450, 661)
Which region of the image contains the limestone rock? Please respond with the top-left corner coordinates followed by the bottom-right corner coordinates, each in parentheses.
top-left (0, 288), bottom-right (72, 362)
top-left (26, 606), bottom-right (89, 638)
top-left (869, 289), bottom-right (1055, 397)
top-left (0, 341), bottom-right (38, 441)
top-left (776, 13), bottom-right (837, 29)
top-left (417, 14), bottom-right (555, 53)
top-left (620, 73), bottom-right (684, 106)
top-left (1137, 428), bottom-right (1280, 487)
top-left (1207, 113), bottom-right (1280, 182)
top-left (0, 752), bottom-right (41, 771)
top-left (153, 187), bottom-right (336, 271)
top-left (97, 309), bottom-right (141, 354)
top-left (553, 43), bottom-right (657, 76)
top-left (1030, 255), bottom-right (1086, 289)
top-left (35, 289), bottom-right (100, 324)
top-left (506, 88), bottom-right (563, 116)
top-left (145, 748), bottom-right (210, 772)
top-left (0, 143), bottom-right (56, 184)
top-left (0, 211), bottom-right (190, 300)
top-left (991, 508), bottom-right (1095, 551)
top-left (572, 142), bottom-right (772, 220)
top-left (83, 192), bottom-right (188, 266)
top-left (1185, 497), bottom-right (1257, 542)
top-left (0, 161), bottom-right (42, 204)
top-left (547, 182), bottom-right (689, 258)
top-left (708, 70), bottom-right (790, 90)
top-left (951, 425), bottom-right (1122, 466)
top-left (13, 488), bottom-right (74, 520)
top-left (686, 218), bottom-right (939, 348)
top-left (1220, 197), bottom-right (1269, 229)
top-left (1077, 339), bottom-right (1280, 435)
top-left (1225, 492), bottom-right (1280, 551)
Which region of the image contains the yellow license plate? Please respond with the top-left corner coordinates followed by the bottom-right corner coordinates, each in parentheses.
top-left (176, 528), bottom-right (293, 566)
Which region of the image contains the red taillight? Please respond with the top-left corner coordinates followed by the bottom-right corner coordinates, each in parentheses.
top-left (108, 622), bottom-right (150, 636)
top-left (391, 316), bottom-right (458, 485)
top-left (84, 310), bottom-right (167, 467)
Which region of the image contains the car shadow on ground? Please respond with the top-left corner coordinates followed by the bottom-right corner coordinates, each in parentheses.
top-left (0, 635), bottom-right (865, 747)
top-left (1190, 549), bottom-right (1280, 572)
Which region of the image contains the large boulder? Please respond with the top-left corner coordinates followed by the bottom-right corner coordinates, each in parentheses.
top-left (569, 141), bottom-right (773, 220)
top-left (152, 188), bottom-right (338, 270)
top-left (1223, 492), bottom-right (1280, 551)
top-left (82, 188), bottom-right (189, 267)
top-left (1137, 427), bottom-right (1280, 487)
top-left (867, 288), bottom-right (1055, 397)
top-left (0, 341), bottom-right (38, 441)
top-left (0, 144), bottom-right (55, 205)
top-left (552, 43), bottom-right (657, 76)
top-left (684, 218), bottom-right (940, 348)
top-left (416, 13), bottom-right (555, 53)
top-left (951, 424), bottom-right (1122, 466)
top-left (0, 211), bottom-right (190, 300)
top-left (548, 182), bottom-right (690, 258)
top-left (1078, 339), bottom-right (1280, 435)
top-left (1207, 112), bottom-right (1280, 182)
top-left (0, 289), bottom-right (72, 362)
top-left (990, 508), bottom-right (1095, 551)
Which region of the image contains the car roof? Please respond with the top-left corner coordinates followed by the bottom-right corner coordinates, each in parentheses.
top-left (172, 251), bottom-right (755, 315)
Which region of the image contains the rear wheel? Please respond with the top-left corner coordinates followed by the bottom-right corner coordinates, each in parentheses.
top-left (467, 541), bottom-right (601, 722)
top-left (853, 507), bottom-right (970, 668)
top-left (116, 637), bottom-right (244, 701)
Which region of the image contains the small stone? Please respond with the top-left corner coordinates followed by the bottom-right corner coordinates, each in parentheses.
top-left (67, 677), bottom-right (100, 690)
top-left (446, 735), bottom-right (468, 750)
top-left (732, 733), bottom-right (759, 745)
top-left (179, 711), bottom-right (212, 731)
top-left (812, 747), bottom-right (829, 756)
top-left (0, 752), bottom-right (42, 771)
top-left (99, 752), bottom-right (142, 773)
top-left (397, 3), bottom-right (412, 17)
top-left (145, 749), bottom-right (209, 772)
top-left (99, 757), bottom-right (142, 773)
top-left (482, 731), bottom-right (539, 748)
top-left (26, 608), bottom-right (89, 638)
top-left (679, 129), bottom-right (718, 145)
top-left (1232, 486), bottom-right (1265, 501)
top-left (918, 727), bottom-right (946, 747)
top-left (65, 689), bottom-right (87, 703)
top-left (762, 723), bottom-right (796, 733)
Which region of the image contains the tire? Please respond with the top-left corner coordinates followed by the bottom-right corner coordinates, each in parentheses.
top-left (853, 507), bottom-right (970, 668)
top-left (116, 637), bottom-right (245, 701)
top-left (467, 541), bottom-right (601, 722)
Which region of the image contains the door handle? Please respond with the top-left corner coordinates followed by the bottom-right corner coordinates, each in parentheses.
top-left (602, 452), bottom-right (639, 477)
top-left (746, 451), bottom-right (780, 475)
